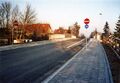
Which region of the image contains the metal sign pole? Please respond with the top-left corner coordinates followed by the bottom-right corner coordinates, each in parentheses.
top-left (12, 28), bottom-right (13, 44)
top-left (12, 20), bottom-right (18, 44)
top-left (84, 18), bottom-right (90, 50)
top-left (85, 24), bottom-right (89, 49)
top-left (86, 30), bottom-right (87, 49)
top-left (12, 27), bottom-right (14, 45)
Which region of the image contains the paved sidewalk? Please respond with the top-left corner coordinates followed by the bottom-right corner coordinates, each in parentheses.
top-left (43, 39), bottom-right (113, 83)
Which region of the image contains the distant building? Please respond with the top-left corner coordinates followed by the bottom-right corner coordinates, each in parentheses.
top-left (51, 27), bottom-right (76, 39)
top-left (90, 29), bottom-right (102, 42)
top-left (54, 27), bottom-right (67, 34)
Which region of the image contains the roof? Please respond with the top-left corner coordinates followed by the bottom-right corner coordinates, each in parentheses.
top-left (24, 23), bottom-right (52, 34)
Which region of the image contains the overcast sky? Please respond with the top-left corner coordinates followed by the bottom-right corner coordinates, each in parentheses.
top-left (1, 0), bottom-right (120, 36)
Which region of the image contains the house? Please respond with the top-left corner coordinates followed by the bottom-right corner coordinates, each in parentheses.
top-left (24, 23), bottom-right (52, 37)
top-left (13, 23), bottom-right (52, 42)
top-left (54, 27), bottom-right (67, 34)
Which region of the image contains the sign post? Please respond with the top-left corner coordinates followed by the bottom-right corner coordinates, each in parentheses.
top-left (84, 18), bottom-right (90, 49)
top-left (12, 20), bottom-right (18, 44)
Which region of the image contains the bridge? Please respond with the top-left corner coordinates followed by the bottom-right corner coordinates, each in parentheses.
top-left (0, 38), bottom-right (113, 83)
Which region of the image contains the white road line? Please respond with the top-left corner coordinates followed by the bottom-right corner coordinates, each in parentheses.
top-left (66, 39), bottom-right (84, 49)
top-left (42, 39), bottom-right (90, 83)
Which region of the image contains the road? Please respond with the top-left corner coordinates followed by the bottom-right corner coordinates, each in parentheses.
top-left (0, 39), bottom-right (85, 83)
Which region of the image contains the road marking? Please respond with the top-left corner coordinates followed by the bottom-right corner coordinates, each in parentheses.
top-left (42, 39), bottom-right (90, 83)
top-left (66, 39), bottom-right (84, 49)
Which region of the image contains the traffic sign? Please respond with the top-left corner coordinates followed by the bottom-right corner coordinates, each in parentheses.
top-left (85, 24), bottom-right (89, 29)
top-left (84, 18), bottom-right (90, 24)
top-left (13, 20), bottom-right (18, 26)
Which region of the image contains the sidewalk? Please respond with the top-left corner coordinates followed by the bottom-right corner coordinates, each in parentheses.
top-left (43, 39), bottom-right (113, 83)
top-left (0, 38), bottom-right (74, 51)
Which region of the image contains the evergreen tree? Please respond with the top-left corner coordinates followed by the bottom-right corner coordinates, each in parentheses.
top-left (103, 21), bottom-right (110, 35)
top-left (114, 16), bottom-right (120, 38)
top-left (102, 21), bottom-right (111, 43)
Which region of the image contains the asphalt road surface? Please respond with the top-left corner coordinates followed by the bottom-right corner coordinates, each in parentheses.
top-left (0, 39), bottom-right (85, 83)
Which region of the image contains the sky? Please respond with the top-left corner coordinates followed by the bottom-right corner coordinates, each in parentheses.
top-left (0, 0), bottom-right (120, 36)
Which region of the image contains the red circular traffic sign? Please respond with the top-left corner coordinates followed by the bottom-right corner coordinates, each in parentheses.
top-left (84, 18), bottom-right (90, 24)
top-left (13, 20), bottom-right (18, 26)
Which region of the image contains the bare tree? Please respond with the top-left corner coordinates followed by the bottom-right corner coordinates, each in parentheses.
top-left (11, 5), bottom-right (19, 24)
top-left (0, 2), bottom-right (11, 28)
top-left (20, 4), bottom-right (36, 39)
top-left (20, 4), bottom-right (36, 25)
top-left (0, 5), bottom-right (5, 28)
top-left (10, 5), bottom-right (21, 40)
top-left (71, 22), bottom-right (80, 38)
top-left (74, 22), bottom-right (80, 38)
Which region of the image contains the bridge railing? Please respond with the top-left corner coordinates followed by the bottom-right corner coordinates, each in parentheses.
top-left (109, 37), bottom-right (120, 55)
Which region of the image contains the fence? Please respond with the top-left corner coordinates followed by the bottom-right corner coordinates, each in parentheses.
top-left (109, 37), bottom-right (120, 55)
